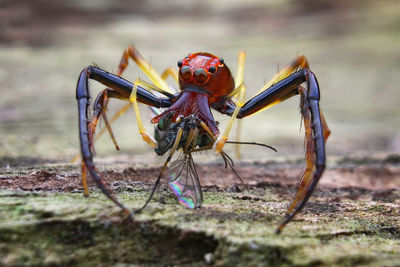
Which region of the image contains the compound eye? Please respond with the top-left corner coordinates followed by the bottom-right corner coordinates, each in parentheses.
top-left (193, 68), bottom-right (208, 84)
top-left (219, 58), bottom-right (224, 64)
top-left (177, 60), bottom-right (183, 68)
top-left (179, 66), bottom-right (192, 81)
top-left (209, 66), bottom-right (216, 73)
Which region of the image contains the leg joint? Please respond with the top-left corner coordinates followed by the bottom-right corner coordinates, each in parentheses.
top-left (303, 69), bottom-right (320, 101)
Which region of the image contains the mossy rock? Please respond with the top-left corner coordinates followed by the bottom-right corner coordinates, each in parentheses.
top-left (1, 182), bottom-right (399, 266)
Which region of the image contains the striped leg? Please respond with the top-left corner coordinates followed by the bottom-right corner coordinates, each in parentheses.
top-left (234, 51), bottom-right (246, 158)
top-left (76, 66), bottom-right (172, 216)
top-left (215, 63), bottom-right (330, 233)
top-left (237, 68), bottom-right (330, 233)
top-left (85, 45), bottom-right (177, 151)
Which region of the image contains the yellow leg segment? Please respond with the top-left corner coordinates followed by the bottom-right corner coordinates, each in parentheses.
top-left (184, 127), bottom-right (199, 154)
top-left (101, 45), bottom-right (178, 137)
top-left (72, 46), bottom-right (178, 163)
top-left (199, 121), bottom-right (217, 142)
top-left (215, 84), bottom-right (246, 153)
top-left (256, 55), bottom-right (309, 96)
top-left (237, 55), bottom-right (309, 120)
top-left (132, 79), bottom-right (172, 96)
top-left (233, 51), bottom-right (246, 158)
top-left (95, 45), bottom-right (179, 144)
top-left (193, 121), bottom-right (217, 153)
top-left (118, 45), bottom-right (173, 94)
top-left (235, 51), bottom-right (246, 93)
top-left (130, 79), bottom-right (158, 148)
top-left (90, 66), bottom-right (177, 148)
top-left (161, 67), bottom-right (179, 85)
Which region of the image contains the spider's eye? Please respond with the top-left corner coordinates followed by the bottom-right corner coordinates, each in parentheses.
top-left (179, 66), bottom-right (192, 81)
top-left (177, 60), bottom-right (183, 68)
top-left (209, 66), bottom-right (216, 73)
top-left (193, 68), bottom-right (208, 84)
top-left (219, 58), bottom-right (224, 64)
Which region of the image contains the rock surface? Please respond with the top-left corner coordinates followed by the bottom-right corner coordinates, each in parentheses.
top-left (1, 158), bottom-right (399, 266)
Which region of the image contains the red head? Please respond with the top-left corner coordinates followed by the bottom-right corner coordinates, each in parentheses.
top-left (177, 52), bottom-right (235, 103)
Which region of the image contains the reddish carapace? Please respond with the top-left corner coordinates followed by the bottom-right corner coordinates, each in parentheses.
top-left (151, 52), bottom-right (235, 136)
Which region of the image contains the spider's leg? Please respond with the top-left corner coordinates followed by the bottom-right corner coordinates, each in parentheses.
top-left (255, 55), bottom-right (310, 97)
top-left (218, 69), bottom-right (329, 233)
top-left (90, 89), bottom-right (128, 151)
top-left (214, 83), bottom-right (246, 153)
top-left (86, 75), bottom-right (177, 155)
top-left (276, 83), bottom-right (330, 233)
top-left (214, 55), bottom-right (310, 157)
top-left (93, 102), bottom-right (131, 147)
top-left (161, 67), bottom-right (179, 86)
top-left (286, 85), bottom-right (330, 208)
top-left (79, 88), bottom-right (127, 196)
top-left (81, 160), bottom-right (89, 196)
top-left (233, 51), bottom-right (246, 158)
top-left (118, 45), bottom-right (174, 94)
top-left (145, 67), bottom-right (179, 116)
top-left (85, 46), bottom-right (179, 152)
top-left (76, 66), bottom-right (173, 215)
top-left (213, 55), bottom-right (311, 118)
top-left (129, 78), bottom-right (177, 148)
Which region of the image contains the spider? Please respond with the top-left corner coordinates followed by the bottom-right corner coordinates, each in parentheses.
top-left (76, 45), bottom-right (330, 233)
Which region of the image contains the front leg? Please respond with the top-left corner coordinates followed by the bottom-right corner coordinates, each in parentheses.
top-left (76, 66), bottom-right (173, 216)
top-left (218, 69), bottom-right (330, 233)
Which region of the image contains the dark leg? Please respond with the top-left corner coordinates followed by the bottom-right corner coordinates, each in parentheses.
top-left (77, 66), bottom-right (174, 107)
top-left (237, 70), bottom-right (307, 118)
top-left (275, 81), bottom-right (329, 233)
top-left (76, 66), bottom-right (173, 217)
top-left (217, 69), bottom-right (330, 233)
top-left (88, 88), bottom-right (128, 154)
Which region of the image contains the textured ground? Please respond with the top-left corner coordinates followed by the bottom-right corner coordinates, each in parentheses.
top-left (1, 156), bottom-right (399, 266)
top-left (1, 0), bottom-right (400, 266)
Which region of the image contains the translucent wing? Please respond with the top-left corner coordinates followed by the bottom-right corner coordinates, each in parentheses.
top-left (167, 153), bottom-right (203, 209)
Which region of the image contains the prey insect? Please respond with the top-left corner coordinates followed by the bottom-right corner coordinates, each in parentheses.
top-left (76, 45), bottom-right (330, 233)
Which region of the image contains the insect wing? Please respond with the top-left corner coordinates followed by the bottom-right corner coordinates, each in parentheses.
top-left (167, 155), bottom-right (203, 209)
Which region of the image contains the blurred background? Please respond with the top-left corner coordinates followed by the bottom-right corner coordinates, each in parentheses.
top-left (0, 0), bottom-right (399, 167)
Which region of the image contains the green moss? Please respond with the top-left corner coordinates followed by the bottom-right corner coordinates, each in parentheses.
top-left (1, 189), bottom-right (399, 266)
